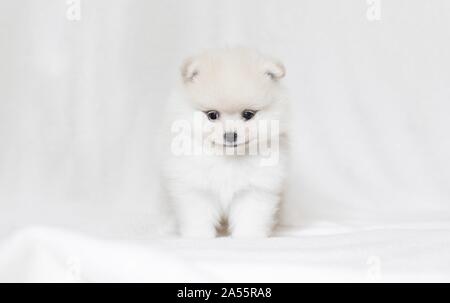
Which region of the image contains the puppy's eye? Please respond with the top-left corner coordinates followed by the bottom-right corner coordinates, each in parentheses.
top-left (242, 110), bottom-right (256, 121)
top-left (205, 110), bottom-right (220, 121)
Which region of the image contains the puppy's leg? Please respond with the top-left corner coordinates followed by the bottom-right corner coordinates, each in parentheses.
top-left (174, 191), bottom-right (219, 238)
top-left (229, 190), bottom-right (279, 238)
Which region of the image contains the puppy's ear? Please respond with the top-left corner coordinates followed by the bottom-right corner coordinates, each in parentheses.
top-left (264, 59), bottom-right (286, 81)
top-left (180, 56), bottom-right (199, 83)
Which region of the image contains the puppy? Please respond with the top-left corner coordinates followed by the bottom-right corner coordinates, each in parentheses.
top-left (163, 48), bottom-right (289, 238)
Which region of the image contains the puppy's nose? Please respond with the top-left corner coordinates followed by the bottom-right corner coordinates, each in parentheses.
top-left (224, 132), bottom-right (238, 143)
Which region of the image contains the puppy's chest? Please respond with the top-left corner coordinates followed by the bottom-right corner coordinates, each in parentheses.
top-left (209, 160), bottom-right (248, 193)
top-left (200, 158), bottom-right (258, 203)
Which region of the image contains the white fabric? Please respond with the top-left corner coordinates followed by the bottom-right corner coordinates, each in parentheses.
top-left (0, 225), bottom-right (449, 282)
top-left (1, 0), bottom-right (450, 281)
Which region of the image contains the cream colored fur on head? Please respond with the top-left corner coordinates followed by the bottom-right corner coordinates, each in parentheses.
top-left (163, 47), bottom-right (289, 238)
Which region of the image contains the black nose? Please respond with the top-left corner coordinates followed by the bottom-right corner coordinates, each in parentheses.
top-left (224, 132), bottom-right (238, 143)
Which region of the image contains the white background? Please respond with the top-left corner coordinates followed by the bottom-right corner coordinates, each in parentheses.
top-left (1, 0), bottom-right (450, 239)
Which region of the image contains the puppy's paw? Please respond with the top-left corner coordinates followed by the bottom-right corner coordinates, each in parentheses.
top-left (231, 230), bottom-right (270, 239)
top-left (230, 223), bottom-right (271, 238)
top-left (179, 224), bottom-right (216, 238)
top-left (229, 190), bottom-right (278, 239)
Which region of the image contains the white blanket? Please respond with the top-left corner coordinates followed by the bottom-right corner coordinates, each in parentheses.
top-left (1, 223), bottom-right (449, 282)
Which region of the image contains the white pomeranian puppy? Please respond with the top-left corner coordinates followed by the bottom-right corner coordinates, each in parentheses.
top-left (163, 48), bottom-right (289, 238)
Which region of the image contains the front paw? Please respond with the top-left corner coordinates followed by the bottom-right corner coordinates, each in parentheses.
top-left (179, 224), bottom-right (216, 238)
top-left (230, 225), bottom-right (271, 238)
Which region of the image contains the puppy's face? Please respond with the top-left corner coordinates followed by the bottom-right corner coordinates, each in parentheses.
top-left (180, 48), bottom-right (286, 152)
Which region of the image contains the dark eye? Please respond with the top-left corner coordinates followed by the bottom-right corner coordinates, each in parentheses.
top-left (242, 110), bottom-right (256, 121)
top-left (205, 110), bottom-right (220, 121)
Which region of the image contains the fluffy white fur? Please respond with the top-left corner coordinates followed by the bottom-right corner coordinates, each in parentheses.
top-left (163, 48), bottom-right (289, 238)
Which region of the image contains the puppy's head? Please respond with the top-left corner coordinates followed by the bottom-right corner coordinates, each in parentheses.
top-left (180, 48), bottom-right (287, 152)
